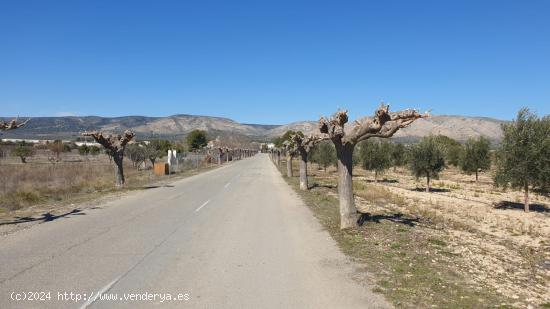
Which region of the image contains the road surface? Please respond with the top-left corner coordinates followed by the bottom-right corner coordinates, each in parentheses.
top-left (0, 154), bottom-right (389, 308)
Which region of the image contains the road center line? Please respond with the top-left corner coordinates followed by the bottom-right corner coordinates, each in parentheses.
top-left (194, 200), bottom-right (210, 212)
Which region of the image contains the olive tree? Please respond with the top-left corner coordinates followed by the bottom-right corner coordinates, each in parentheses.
top-left (318, 104), bottom-right (426, 229)
top-left (459, 136), bottom-right (491, 182)
top-left (494, 108), bottom-right (550, 212)
top-left (358, 140), bottom-right (392, 182)
top-left (433, 135), bottom-right (462, 166)
top-left (310, 141), bottom-right (337, 172)
top-left (126, 143), bottom-right (147, 169)
top-left (89, 146), bottom-right (101, 156)
top-left (78, 145), bottom-right (90, 156)
top-left (82, 130), bottom-right (135, 186)
top-left (144, 140), bottom-right (168, 166)
top-left (11, 143), bottom-right (35, 163)
top-left (408, 136), bottom-right (445, 192)
top-left (390, 142), bottom-right (406, 171)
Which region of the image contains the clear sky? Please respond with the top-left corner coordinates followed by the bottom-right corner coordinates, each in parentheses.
top-left (1, 0), bottom-right (549, 124)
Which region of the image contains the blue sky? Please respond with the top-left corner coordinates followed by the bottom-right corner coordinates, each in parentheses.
top-left (1, 0), bottom-right (549, 124)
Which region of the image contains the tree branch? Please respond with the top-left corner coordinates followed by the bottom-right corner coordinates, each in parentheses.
top-left (0, 117), bottom-right (31, 131)
top-left (82, 130), bottom-right (135, 151)
top-left (318, 104), bottom-right (427, 145)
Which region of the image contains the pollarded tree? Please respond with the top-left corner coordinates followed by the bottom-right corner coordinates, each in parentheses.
top-left (494, 108), bottom-right (550, 212)
top-left (408, 136), bottom-right (445, 192)
top-left (459, 136), bottom-right (491, 182)
top-left (291, 134), bottom-right (324, 190)
top-left (282, 140), bottom-right (296, 178)
top-left (310, 140), bottom-right (337, 172)
top-left (82, 130), bottom-right (135, 186)
top-left (278, 131), bottom-right (304, 178)
top-left (318, 104), bottom-right (426, 229)
top-left (0, 117), bottom-right (30, 131)
top-left (273, 130), bottom-right (302, 148)
top-left (358, 140), bottom-right (392, 182)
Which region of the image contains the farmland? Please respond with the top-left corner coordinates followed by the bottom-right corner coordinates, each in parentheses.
top-left (279, 159), bottom-right (550, 308)
top-left (0, 146), bottom-right (218, 230)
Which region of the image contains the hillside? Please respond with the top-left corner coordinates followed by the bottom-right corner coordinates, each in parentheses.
top-left (1, 114), bottom-right (505, 142)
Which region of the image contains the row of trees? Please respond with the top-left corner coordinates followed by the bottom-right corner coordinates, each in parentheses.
top-left (271, 104), bottom-right (427, 229)
top-left (3, 120), bottom-right (252, 187)
top-left (357, 135), bottom-right (490, 189)
top-left (273, 106), bottom-right (549, 229)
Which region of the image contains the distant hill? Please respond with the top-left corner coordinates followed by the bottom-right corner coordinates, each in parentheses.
top-left (0, 113), bottom-right (506, 143)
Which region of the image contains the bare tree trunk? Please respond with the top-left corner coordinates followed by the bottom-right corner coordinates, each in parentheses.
top-left (336, 143), bottom-right (356, 229)
top-left (318, 106), bottom-right (426, 230)
top-left (524, 184), bottom-right (529, 212)
top-left (113, 151), bottom-right (125, 187)
top-left (286, 155), bottom-right (293, 177)
top-left (374, 171), bottom-right (378, 183)
top-left (299, 150), bottom-right (308, 190)
top-left (277, 151), bottom-right (281, 167)
top-left (475, 170), bottom-right (478, 182)
top-left (426, 173), bottom-right (430, 193)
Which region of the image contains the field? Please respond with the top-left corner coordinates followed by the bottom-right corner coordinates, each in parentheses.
top-left (0, 148), bottom-right (217, 229)
top-left (279, 159), bottom-right (550, 308)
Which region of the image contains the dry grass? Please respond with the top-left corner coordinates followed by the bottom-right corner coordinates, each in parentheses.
top-left (0, 151), bottom-right (218, 216)
top-left (0, 161), bottom-right (147, 211)
top-left (280, 158), bottom-right (550, 308)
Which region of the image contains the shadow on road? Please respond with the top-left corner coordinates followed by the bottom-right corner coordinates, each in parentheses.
top-left (357, 212), bottom-right (419, 227)
top-left (0, 209), bottom-right (85, 226)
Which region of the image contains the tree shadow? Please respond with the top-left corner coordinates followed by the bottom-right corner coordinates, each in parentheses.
top-left (0, 209), bottom-right (85, 226)
top-left (310, 183), bottom-right (337, 189)
top-left (357, 212), bottom-right (419, 227)
top-left (364, 179), bottom-right (399, 183)
top-left (411, 187), bottom-right (450, 193)
top-left (493, 201), bottom-right (550, 213)
top-left (142, 185), bottom-right (175, 190)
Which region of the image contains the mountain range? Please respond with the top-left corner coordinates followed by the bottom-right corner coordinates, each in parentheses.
top-left (1, 114), bottom-right (505, 143)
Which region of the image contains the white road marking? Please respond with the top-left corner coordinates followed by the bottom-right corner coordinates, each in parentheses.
top-left (195, 200), bottom-right (210, 212)
top-left (80, 275), bottom-right (122, 309)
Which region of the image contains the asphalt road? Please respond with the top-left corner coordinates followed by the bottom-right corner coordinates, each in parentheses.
top-left (0, 154), bottom-right (389, 308)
